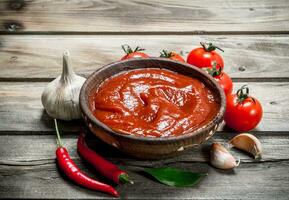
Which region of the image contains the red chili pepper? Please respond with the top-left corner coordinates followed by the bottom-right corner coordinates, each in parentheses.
top-left (54, 119), bottom-right (119, 197)
top-left (77, 132), bottom-right (133, 185)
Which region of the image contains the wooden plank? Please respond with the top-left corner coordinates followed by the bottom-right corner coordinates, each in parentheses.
top-left (0, 35), bottom-right (289, 79)
top-left (0, 156), bottom-right (288, 199)
top-left (0, 132), bottom-right (288, 165)
top-left (0, 81), bottom-right (288, 133)
top-left (0, 133), bottom-right (288, 199)
top-left (0, 82), bottom-right (80, 133)
top-left (0, 0), bottom-right (289, 33)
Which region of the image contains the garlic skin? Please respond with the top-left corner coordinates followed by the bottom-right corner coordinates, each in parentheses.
top-left (41, 50), bottom-right (86, 120)
top-left (210, 143), bottom-right (240, 170)
top-left (229, 133), bottom-right (262, 159)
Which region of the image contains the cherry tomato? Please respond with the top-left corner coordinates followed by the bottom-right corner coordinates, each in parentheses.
top-left (160, 50), bottom-right (185, 62)
top-left (224, 85), bottom-right (263, 132)
top-left (187, 42), bottom-right (224, 70)
top-left (121, 45), bottom-right (149, 60)
top-left (207, 64), bottom-right (233, 96)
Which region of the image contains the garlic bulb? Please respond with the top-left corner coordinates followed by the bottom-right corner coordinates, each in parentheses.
top-left (229, 133), bottom-right (262, 159)
top-left (210, 143), bottom-right (240, 170)
top-left (41, 50), bottom-right (86, 120)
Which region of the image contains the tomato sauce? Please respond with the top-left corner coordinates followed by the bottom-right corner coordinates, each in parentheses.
top-left (89, 69), bottom-right (220, 137)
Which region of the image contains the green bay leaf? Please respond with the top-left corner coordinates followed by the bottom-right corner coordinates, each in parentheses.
top-left (144, 167), bottom-right (206, 187)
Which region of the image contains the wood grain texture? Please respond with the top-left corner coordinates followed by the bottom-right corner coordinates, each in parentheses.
top-left (0, 132), bottom-right (288, 165)
top-left (1, 0), bottom-right (288, 199)
top-left (0, 81), bottom-right (81, 133)
top-left (0, 0), bottom-right (289, 33)
top-left (0, 133), bottom-right (288, 199)
top-left (0, 81), bottom-right (288, 133)
top-left (1, 35), bottom-right (289, 79)
top-left (0, 157), bottom-right (288, 199)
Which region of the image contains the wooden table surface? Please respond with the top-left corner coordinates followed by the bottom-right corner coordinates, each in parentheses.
top-left (1, 0), bottom-right (289, 199)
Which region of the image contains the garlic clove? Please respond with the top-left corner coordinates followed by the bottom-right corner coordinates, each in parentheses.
top-left (210, 143), bottom-right (240, 170)
top-left (229, 133), bottom-right (262, 159)
top-left (41, 50), bottom-right (86, 121)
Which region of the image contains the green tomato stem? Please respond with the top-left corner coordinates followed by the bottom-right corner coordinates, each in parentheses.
top-left (200, 42), bottom-right (224, 52)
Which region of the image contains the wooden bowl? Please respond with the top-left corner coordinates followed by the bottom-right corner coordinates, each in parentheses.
top-left (80, 58), bottom-right (226, 159)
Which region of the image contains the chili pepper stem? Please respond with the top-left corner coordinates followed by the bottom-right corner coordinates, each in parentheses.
top-left (54, 119), bottom-right (63, 147)
top-left (119, 173), bottom-right (134, 184)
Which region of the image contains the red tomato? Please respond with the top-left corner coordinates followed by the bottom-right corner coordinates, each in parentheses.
top-left (215, 72), bottom-right (233, 96)
top-left (224, 85), bottom-right (263, 132)
top-left (187, 42), bottom-right (224, 69)
top-left (160, 50), bottom-right (185, 62)
top-left (207, 64), bottom-right (233, 96)
top-left (121, 45), bottom-right (149, 60)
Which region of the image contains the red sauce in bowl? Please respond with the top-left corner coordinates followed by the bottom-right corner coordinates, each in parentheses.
top-left (89, 69), bottom-right (220, 137)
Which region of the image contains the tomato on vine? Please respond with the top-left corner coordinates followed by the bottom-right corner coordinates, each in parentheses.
top-left (224, 85), bottom-right (263, 132)
top-left (120, 45), bottom-right (149, 60)
top-left (207, 62), bottom-right (233, 96)
top-left (160, 50), bottom-right (185, 63)
top-left (187, 42), bottom-right (224, 70)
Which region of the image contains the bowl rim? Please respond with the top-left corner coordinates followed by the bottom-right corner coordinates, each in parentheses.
top-left (80, 57), bottom-right (226, 143)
